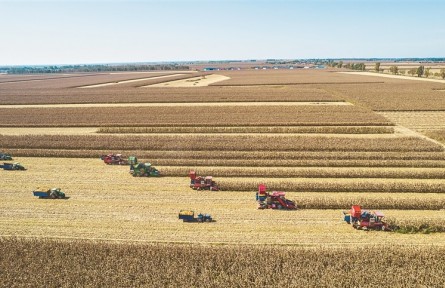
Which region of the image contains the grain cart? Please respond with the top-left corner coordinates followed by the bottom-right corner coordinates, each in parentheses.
top-left (189, 170), bottom-right (219, 191)
top-left (33, 188), bottom-right (67, 199)
top-left (0, 162), bottom-right (26, 171)
top-left (130, 162), bottom-right (160, 177)
top-left (256, 184), bottom-right (297, 210)
top-left (343, 205), bottom-right (390, 231)
top-left (0, 152), bottom-right (12, 161)
top-left (178, 210), bottom-right (213, 223)
top-left (100, 153), bottom-right (128, 165)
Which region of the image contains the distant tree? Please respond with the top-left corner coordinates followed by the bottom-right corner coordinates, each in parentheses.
top-left (424, 67), bottom-right (431, 78)
top-left (408, 68), bottom-right (417, 76)
top-left (416, 66), bottom-right (424, 77)
top-left (389, 66), bottom-right (399, 75)
top-left (375, 62), bottom-right (381, 72)
top-left (338, 61), bottom-right (343, 68)
top-left (440, 68), bottom-right (445, 79)
top-left (399, 70), bottom-right (406, 75)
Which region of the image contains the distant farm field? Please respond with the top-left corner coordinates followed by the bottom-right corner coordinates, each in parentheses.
top-left (1, 69), bottom-right (445, 286)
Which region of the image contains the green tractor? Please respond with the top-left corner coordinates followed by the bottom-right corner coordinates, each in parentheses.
top-left (130, 162), bottom-right (160, 177)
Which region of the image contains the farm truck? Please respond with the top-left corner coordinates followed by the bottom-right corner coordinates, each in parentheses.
top-left (33, 188), bottom-right (67, 199)
top-left (0, 162), bottom-right (26, 171)
top-left (256, 184), bottom-right (297, 210)
top-left (0, 152), bottom-right (12, 161)
top-left (100, 153), bottom-right (128, 165)
top-left (179, 210), bottom-right (213, 223)
top-left (189, 170), bottom-right (219, 191)
top-left (343, 205), bottom-right (390, 231)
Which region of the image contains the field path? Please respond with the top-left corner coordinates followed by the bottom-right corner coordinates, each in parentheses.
top-left (0, 101), bottom-right (351, 108)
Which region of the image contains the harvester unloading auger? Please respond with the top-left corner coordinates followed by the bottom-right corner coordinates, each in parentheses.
top-left (343, 205), bottom-right (391, 231)
top-left (129, 157), bottom-right (160, 177)
top-left (256, 184), bottom-right (297, 210)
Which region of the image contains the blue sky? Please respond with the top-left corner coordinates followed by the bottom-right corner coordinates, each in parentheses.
top-left (0, 0), bottom-right (443, 65)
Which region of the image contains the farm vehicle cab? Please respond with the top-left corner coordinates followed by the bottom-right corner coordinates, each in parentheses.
top-left (100, 153), bottom-right (128, 165)
top-left (1, 162), bottom-right (26, 171)
top-left (33, 188), bottom-right (67, 199)
top-left (179, 210), bottom-right (213, 223)
top-left (256, 184), bottom-right (297, 210)
top-left (0, 152), bottom-right (12, 161)
top-left (189, 170), bottom-right (219, 191)
top-left (343, 205), bottom-right (390, 231)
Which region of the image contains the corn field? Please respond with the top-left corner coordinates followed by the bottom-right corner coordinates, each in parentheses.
top-left (97, 126), bottom-right (394, 134)
top-left (1, 134), bottom-right (442, 152)
top-left (1, 238), bottom-right (445, 287)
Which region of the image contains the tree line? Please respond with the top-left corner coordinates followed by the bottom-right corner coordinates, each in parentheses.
top-left (375, 62), bottom-right (445, 79)
top-left (326, 61), bottom-right (366, 71)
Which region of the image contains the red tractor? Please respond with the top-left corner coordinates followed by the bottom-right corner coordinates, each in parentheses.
top-left (100, 153), bottom-right (128, 165)
top-left (343, 205), bottom-right (390, 231)
top-left (189, 170), bottom-right (219, 191)
top-left (256, 184), bottom-right (297, 210)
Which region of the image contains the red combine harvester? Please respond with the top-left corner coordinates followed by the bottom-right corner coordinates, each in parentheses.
top-left (189, 170), bottom-right (219, 191)
top-left (256, 184), bottom-right (297, 210)
top-left (343, 205), bottom-right (390, 231)
top-left (100, 153), bottom-right (128, 165)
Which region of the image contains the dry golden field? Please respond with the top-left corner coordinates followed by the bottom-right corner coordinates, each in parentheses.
top-left (2, 238), bottom-right (445, 287)
top-left (1, 69), bottom-right (445, 286)
top-left (1, 157), bottom-right (445, 244)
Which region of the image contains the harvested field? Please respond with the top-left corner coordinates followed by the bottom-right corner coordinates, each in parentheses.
top-left (0, 105), bottom-right (391, 127)
top-left (379, 111), bottom-right (445, 131)
top-left (1, 158), bottom-right (445, 245)
top-left (340, 71), bottom-right (445, 84)
top-left (0, 135), bottom-right (441, 152)
top-left (323, 81), bottom-right (445, 111)
top-left (0, 86), bottom-right (336, 105)
top-left (0, 73), bottom-right (94, 83)
top-left (1, 239), bottom-right (445, 287)
top-left (145, 74), bottom-right (230, 87)
top-left (425, 129), bottom-right (445, 144)
top-left (213, 69), bottom-right (385, 85)
top-left (0, 72), bottom-right (196, 89)
top-left (77, 73), bottom-right (185, 88)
